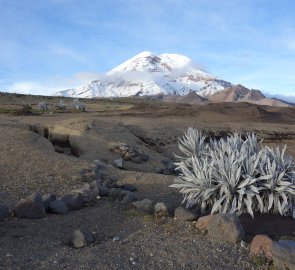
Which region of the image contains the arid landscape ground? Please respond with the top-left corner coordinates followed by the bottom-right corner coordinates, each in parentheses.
top-left (0, 92), bottom-right (295, 269)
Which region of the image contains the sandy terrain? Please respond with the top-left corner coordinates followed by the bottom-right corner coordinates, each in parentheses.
top-left (0, 94), bottom-right (295, 269)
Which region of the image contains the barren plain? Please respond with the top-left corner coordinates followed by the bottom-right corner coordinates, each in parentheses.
top-left (0, 93), bottom-right (294, 269)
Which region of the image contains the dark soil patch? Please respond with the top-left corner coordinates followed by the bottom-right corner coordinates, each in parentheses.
top-left (240, 213), bottom-right (295, 242)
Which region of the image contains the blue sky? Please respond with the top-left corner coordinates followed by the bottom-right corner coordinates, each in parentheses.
top-left (0, 0), bottom-right (294, 98)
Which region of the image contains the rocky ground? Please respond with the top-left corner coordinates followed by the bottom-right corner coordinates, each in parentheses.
top-left (0, 96), bottom-right (295, 269)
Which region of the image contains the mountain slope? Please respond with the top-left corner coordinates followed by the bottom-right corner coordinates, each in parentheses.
top-left (208, 85), bottom-right (290, 107)
top-left (162, 92), bottom-right (207, 105)
top-left (56, 51), bottom-right (232, 98)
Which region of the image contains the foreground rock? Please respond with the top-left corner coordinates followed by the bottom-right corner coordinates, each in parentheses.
top-left (250, 235), bottom-right (273, 260)
top-left (42, 194), bottom-right (57, 212)
top-left (61, 192), bottom-right (84, 211)
top-left (154, 202), bottom-right (169, 217)
top-left (0, 201), bottom-right (9, 221)
top-left (174, 206), bottom-right (198, 221)
top-left (114, 158), bottom-right (123, 169)
top-left (120, 192), bottom-right (137, 205)
top-left (14, 192), bottom-right (46, 219)
top-left (113, 144), bottom-right (149, 163)
top-left (272, 240), bottom-right (295, 270)
top-left (73, 186), bottom-right (96, 206)
top-left (132, 199), bottom-right (154, 213)
top-left (196, 215), bottom-right (213, 230)
top-left (69, 229), bottom-right (95, 249)
top-left (49, 199), bottom-right (69, 215)
top-left (121, 184), bottom-right (137, 192)
top-left (207, 214), bottom-right (245, 244)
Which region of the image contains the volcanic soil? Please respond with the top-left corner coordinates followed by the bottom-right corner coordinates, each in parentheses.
top-left (0, 94), bottom-right (294, 269)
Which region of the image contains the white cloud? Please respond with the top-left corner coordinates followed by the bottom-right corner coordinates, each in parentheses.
top-left (5, 71), bottom-right (101, 95)
top-left (49, 46), bottom-right (86, 62)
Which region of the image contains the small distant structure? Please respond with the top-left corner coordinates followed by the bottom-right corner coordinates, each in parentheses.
top-left (37, 102), bottom-right (49, 110)
top-left (73, 98), bottom-right (86, 111)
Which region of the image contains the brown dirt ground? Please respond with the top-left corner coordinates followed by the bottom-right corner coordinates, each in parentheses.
top-left (0, 94), bottom-right (295, 269)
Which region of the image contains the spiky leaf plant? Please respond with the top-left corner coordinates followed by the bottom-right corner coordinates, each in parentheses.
top-left (170, 128), bottom-right (295, 218)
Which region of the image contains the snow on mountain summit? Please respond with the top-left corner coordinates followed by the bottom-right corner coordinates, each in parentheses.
top-left (56, 51), bottom-right (232, 98)
top-left (108, 51), bottom-right (192, 75)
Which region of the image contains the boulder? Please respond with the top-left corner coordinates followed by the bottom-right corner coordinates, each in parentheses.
top-left (110, 188), bottom-right (135, 203)
top-left (174, 206), bottom-right (198, 221)
top-left (97, 184), bottom-right (110, 197)
top-left (131, 156), bottom-right (143, 163)
top-left (121, 192), bottom-right (137, 205)
top-left (14, 192), bottom-right (46, 219)
top-left (114, 158), bottom-right (123, 169)
top-left (250, 235), bottom-right (273, 259)
top-left (196, 215), bottom-right (213, 230)
top-left (73, 187), bottom-right (96, 206)
top-left (0, 201), bottom-right (9, 221)
top-left (141, 154), bottom-right (149, 161)
top-left (93, 159), bottom-right (108, 170)
top-left (61, 192), bottom-right (83, 211)
top-left (272, 240), bottom-right (295, 270)
top-left (207, 214), bottom-right (245, 244)
top-left (110, 188), bottom-right (126, 200)
top-left (154, 202), bottom-right (169, 217)
top-left (121, 184), bottom-right (137, 192)
top-left (69, 229), bottom-right (95, 249)
top-left (42, 194), bottom-right (57, 212)
top-left (49, 200), bottom-right (69, 215)
top-left (132, 199), bottom-right (154, 214)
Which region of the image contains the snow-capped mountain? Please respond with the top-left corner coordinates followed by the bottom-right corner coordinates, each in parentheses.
top-left (56, 51), bottom-right (232, 98)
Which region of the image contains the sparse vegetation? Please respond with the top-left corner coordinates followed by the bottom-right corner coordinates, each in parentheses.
top-left (37, 102), bottom-right (49, 111)
top-left (15, 104), bottom-right (34, 115)
top-left (171, 128), bottom-right (295, 218)
top-left (73, 98), bottom-right (86, 111)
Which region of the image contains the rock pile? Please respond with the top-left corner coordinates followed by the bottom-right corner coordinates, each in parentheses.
top-left (156, 159), bottom-right (178, 175)
top-left (112, 144), bottom-right (149, 164)
top-left (0, 201), bottom-right (9, 221)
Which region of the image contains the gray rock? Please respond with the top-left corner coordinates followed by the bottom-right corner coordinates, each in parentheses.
top-left (141, 154), bottom-right (149, 161)
top-left (132, 199), bottom-right (154, 213)
top-left (0, 201), bottom-right (9, 221)
top-left (109, 188), bottom-right (124, 200)
top-left (162, 169), bottom-right (172, 175)
top-left (61, 192), bottom-right (84, 211)
top-left (113, 236), bottom-right (120, 242)
top-left (114, 158), bottom-right (123, 168)
top-left (73, 187), bottom-right (96, 206)
top-left (89, 182), bottom-right (99, 197)
top-left (42, 194), bottom-right (57, 212)
top-left (154, 202), bottom-right (169, 217)
top-left (93, 159), bottom-right (107, 170)
top-left (97, 184), bottom-right (110, 196)
top-left (207, 214), bottom-right (245, 244)
top-left (92, 169), bottom-right (100, 179)
top-left (110, 188), bottom-right (133, 201)
top-left (49, 200), bottom-right (69, 215)
top-left (272, 240), bottom-right (295, 270)
top-left (155, 168), bottom-right (163, 174)
top-left (14, 192), bottom-right (46, 219)
top-left (174, 206), bottom-right (198, 221)
top-left (121, 192), bottom-right (137, 205)
top-left (121, 184), bottom-right (137, 192)
top-left (131, 156), bottom-right (143, 163)
top-left (69, 229), bottom-right (95, 248)
top-left (161, 159), bottom-right (173, 165)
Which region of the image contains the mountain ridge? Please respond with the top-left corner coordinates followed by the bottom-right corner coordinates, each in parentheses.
top-left (56, 51), bottom-right (232, 98)
top-left (56, 51), bottom-right (292, 107)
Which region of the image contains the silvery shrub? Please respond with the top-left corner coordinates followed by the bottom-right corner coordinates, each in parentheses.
top-left (170, 128), bottom-right (295, 218)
